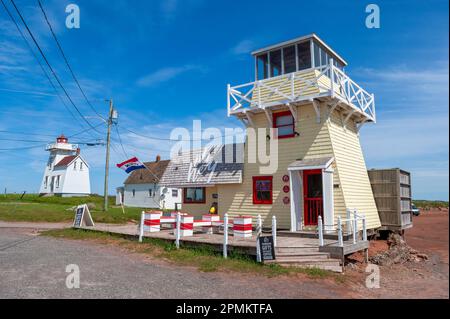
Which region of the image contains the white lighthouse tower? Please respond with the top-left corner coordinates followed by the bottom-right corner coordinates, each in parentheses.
top-left (39, 134), bottom-right (91, 197)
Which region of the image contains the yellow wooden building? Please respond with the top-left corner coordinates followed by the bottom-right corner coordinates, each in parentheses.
top-left (160, 34), bottom-right (381, 231)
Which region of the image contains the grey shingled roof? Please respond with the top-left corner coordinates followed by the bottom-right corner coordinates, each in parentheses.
top-left (159, 144), bottom-right (244, 187)
top-left (288, 157), bottom-right (334, 170)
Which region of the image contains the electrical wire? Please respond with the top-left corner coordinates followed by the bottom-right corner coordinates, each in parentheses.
top-left (0, 0), bottom-right (81, 127)
top-left (37, 0), bottom-right (105, 120)
top-left (123, 127), bottom-right (245, 142)
top-left (8, 0), bottom-right (101, 134)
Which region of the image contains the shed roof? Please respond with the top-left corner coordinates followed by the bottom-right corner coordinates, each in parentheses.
top-left (288, 157), bottom-right (334, 171)
top-left (124, 159), bottom-right (170, 185)
top-left (159, 144), bottom-right (244, 188)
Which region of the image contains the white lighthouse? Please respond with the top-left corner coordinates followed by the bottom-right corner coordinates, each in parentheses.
top-left (39, 135), bottom-right (91, 197)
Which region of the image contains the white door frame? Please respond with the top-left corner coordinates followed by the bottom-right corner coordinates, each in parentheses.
top-left (288, 160), bottom-right (335, 232)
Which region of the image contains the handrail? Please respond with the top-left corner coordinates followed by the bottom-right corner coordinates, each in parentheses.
top-left (318, 209), bottom-right (368, 247)
top-left (227, 60), bottom-right (376, 123)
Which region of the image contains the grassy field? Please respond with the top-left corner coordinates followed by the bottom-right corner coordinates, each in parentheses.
top-left (42, 228), bottom-right (338, 280)
top-left (413, 200), bottom-right (449, 209)
top-left (0, 194), bottom-right (144, 223)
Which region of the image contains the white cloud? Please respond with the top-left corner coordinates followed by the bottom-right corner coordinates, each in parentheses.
top-left (231, 40), bottom-right (256, 55)
top-left (136, 64), bottom-right (200, 87)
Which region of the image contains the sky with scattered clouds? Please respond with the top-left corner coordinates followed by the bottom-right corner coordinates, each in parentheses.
top-left (0, 0), bottom-right (448, 200)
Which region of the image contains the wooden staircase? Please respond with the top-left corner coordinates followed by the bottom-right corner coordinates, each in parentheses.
top-left (265, 245), bottom-right (343, 273)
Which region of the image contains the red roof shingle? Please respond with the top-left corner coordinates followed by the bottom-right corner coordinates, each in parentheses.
top-left (54, 155), bottom-right (77, 167)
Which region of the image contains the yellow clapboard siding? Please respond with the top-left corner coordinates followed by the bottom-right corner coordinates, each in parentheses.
top-left (327, 112), bottom-right (381, 229)
top-left (218, 104), bottom-right (337, 229)
top-left (251, 70), bottom-right (321, 105)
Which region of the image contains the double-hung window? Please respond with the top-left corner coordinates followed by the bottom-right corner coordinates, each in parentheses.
top-left (273, 111), bottom-right (295, 138)
top-left (253, 176), bottom-right (273, 204)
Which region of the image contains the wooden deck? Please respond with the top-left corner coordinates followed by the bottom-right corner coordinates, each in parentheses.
top-left (81, 224), bottom-right (370, 273)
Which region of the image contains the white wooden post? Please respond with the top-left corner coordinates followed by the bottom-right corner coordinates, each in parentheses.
top-left (318, 215), bottom-right (324, 247)
top-left (257, 214), bottom-right (262, 236)
top-left (227, 84), bottom-right (231, 116)
top-left (337, 216), bottom-right (343, 247)
top-left (353, 215), bottom-right (358, 244)
top-left (346, 209), bottom-right (351, 234)
top-left (139, 211), bottom-right (145, 243)
top-left (329, 58), bottom-right (335, 97)
top-left (362, 214), bottom-right (367, 241)
top-left (223, 213), bottom-right (229, 258)
top-left (175, 212), bottom-right (181, 249)
top-left (272, 215), bottom-right (277, 247)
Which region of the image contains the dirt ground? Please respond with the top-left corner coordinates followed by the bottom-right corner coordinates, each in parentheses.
top-left (344, 208), bottom-right (449, 298)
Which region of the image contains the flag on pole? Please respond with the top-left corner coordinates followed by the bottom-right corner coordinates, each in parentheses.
top-left (116, 157), bottom-right (145, 173)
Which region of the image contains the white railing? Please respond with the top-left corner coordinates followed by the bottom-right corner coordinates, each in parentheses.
top-left (45, 143), bottom-right (79, 151)
top-left (318, 209), bottom-right (367, 247)
top-left (227, 59), bottom-right (376, 122)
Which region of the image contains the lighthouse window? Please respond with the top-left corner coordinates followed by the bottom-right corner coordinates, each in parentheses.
top-left (56, 175), bottom-right (60, 188)
top-left (73, 162), bottom-right (77, 170)
top-left (44, 176), bottom-right (48, 188)
top-left (269, 49), bottom-right (282, 77)
top-left (283, 46), bottom-right (296, 74)
top-left (313, 41), bottom-right (321, 67)
top-left (297, 41), bottom-right (311, 70)
top-left (273, 111), bottom-right (295, 138)
top-left (256, 54), bottom-right (269, 80)
top-left (80, 162), bottom-right (83, 170)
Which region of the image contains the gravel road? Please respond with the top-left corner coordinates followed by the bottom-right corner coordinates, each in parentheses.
top-left (0, 227), bottom-right (348, 299)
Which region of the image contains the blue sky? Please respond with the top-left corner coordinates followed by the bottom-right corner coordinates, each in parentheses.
top-left (0, 0), bottom-right (448, 200)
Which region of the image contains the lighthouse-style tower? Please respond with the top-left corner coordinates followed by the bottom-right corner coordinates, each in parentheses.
top-left (39, 135), bottom-right (90, 197)
top-left (223, 33), bottom-right (381, 231)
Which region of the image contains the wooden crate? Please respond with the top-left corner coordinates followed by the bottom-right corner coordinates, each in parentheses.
top-left (367, 168), bottom-right (413, 231)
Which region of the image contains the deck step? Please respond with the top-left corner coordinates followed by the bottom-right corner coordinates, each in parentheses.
top-left (270, 256), bottom-right (339, 264)
top-left (276, 247), bottom-right (321, 254)
top-left (274, 263), bottom-right (343, 273)
top-left (275, 252), bottom-right (330, 259)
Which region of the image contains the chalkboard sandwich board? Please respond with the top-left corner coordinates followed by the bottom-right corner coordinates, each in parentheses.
top-left (257, 236), bottom-right (276, 262)
top-left (73, 204), bottom-right (95, 228)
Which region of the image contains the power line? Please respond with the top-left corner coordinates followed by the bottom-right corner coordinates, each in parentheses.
top-left (37, 0), bottom-right (105, 120)
top-left (114, 124), bottom-right (129, 159)
top-left (0, 123), bottom-right (105, 151)
top-left (0, 122), bottom-right (105, 139)
top-left (122, 127), bottom-right (245, 142)
top-left (8, 0), bottom-right (100, 133)
top-left (0, 0), bottom-right (81, 127)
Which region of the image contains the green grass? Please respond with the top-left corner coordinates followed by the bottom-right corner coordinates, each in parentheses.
top-left (42, 228), bottom-right (337, 280)
top-left (0, 194), bottom-right (145, 223)
top-left (413, 200), bottom-right (449, 209)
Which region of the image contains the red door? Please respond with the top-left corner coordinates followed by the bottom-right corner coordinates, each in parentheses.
top-left (303, 170), bottom-right (324, 226)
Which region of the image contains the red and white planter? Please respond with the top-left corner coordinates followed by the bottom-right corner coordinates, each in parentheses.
top-left (179, 215), bottom-right (194, 237)
top-left (201, 214), bottom-right (220, 234)
top-left (143, 212), bottom-right (161, 233)
top-left (233, 216), bottom-right (253, 238)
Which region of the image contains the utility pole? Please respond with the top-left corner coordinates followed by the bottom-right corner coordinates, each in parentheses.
top-left (103, 99), bottom-right (113, 211)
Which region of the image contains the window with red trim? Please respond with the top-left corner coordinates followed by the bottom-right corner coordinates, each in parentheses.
top-left (183, 187), bottom-right (206, 204)
top-left (253, 176), bottom-right (273, 204)
top-left (273, 111), bottom-right (295, 138)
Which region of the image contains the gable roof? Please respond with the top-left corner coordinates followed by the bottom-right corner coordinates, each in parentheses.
top-left (124, 159), bottom-right (170, 185)
top-left (159, 144), bottom-right (244, 188)
top-left (54, 155), bottom-right (78, 167)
